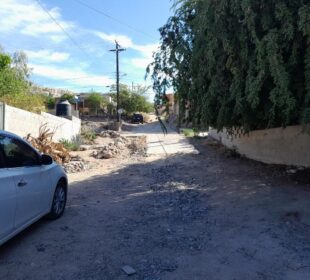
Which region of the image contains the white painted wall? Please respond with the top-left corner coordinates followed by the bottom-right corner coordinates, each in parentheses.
top-left (4, 104), bottom-right (81, 142)
top-left (208, 125), bottom-right (310, 167)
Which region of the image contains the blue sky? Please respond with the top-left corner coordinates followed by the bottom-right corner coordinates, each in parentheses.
top-left (0, 0), bottom-right (172, 97)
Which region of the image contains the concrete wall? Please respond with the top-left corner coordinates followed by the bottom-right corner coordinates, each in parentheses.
top-left (208, 125), bottom-right (310, 167)
top-left (4, 104), bottom-right (81, 142)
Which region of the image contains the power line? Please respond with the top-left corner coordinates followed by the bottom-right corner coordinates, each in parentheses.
top-left (33, 0), bottom-right (154, 93)
top-left (35, 0), bottom-right (95, 62)
top-left (72, 0), bottom-right (157, 41)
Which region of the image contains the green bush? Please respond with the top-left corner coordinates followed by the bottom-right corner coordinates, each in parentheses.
top-left (45, 96), bottom-right (56, 109)
top-left (183, 129), bottom-right (195, 137)
top-left (84, 92), bottom-right (107, 115)
top-left (60, 93), bottom-right (75, 102)
top-left (81, 130), bottom-right (97, 144)
top-left (0, 93), bottom-right (46, 113)
top-left (60, 135), bottom-right (83, 151)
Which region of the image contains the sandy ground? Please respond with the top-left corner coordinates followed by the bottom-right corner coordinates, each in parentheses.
top-left (0, 122), bottom-right (310, 280)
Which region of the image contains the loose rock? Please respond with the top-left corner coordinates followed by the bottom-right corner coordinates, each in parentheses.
top-left (63, 160), bottom-right (88, 173)
top-left (99, 130), bottom-right (121, 138)
top-left (122, 265), bottom-right (136, 275)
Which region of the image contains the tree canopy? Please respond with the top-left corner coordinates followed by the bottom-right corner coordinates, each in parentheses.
top-left (85, 92), bottom-right (107, 114)
top-left (148, 0), bottom-right (310, 132)
top-left (110, 84), bottom-right (153, 114)
top-left (0, 49), bottom-right (30, 98)
top-left (0, 48), bottom-right (46, 112)
top-left (60, 93), bottom-right (75, 102)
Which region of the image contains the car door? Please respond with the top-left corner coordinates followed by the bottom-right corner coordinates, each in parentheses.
top-left (0, 144), bottom-right (16, 241)
top-left (0, 135), bottom-right (48, 229)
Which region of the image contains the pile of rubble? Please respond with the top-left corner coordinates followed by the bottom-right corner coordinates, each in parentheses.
top-left (63, 156), bottom-right (89, 174)
top-left (91, 142), bottom-right (122, 159)
top-left (25, 124), bottom-right (70, 164)
top-left (91, 131), bottom-right (147, 160)
top-left (99, 130), bottom-right (121, 138)
top-left (25, 122), bottom-right (147, 173)
top-left (126, 136), bottom-right (147, 156)
top-left (82, 121), bottom-right (109, 134)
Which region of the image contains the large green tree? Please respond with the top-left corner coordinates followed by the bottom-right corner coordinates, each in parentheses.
top-left (110, 84), bottom-right (153, 114)
top-left (0, 50), bottom-right (30, 97)
top-left (0, 48), bottom-right (45, 112)
top-left (85, 92), bottom-right (107, 114)
top-left (148, 0), bottom-right (310, 132)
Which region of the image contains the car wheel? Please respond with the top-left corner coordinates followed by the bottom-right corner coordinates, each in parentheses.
top-left (48, 181), bottom-right (67, 219)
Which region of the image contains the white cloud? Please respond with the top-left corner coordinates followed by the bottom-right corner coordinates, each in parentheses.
top-left (94, 31), bottom-right (158, 70)
top-left (94, 31), bottom-right (158, 54)
top-left (131, 57), bottom-right (152, 69)
top-left (49, 34), bottom-right (67, 43)
top-left (130, 43), bottom-right (158, 69)
top-left (25, 50), bottom-right (70, 62)
top-left (94, 31), bottom-right (134, 48)
top-left (132, 43), bottom-right (159, 57)
top-left (0, 2), bottom-right (158, 90)
top-left (30, 63), bottom-right (114, 87)
top-left (0, 0), bottom-right (74, 38)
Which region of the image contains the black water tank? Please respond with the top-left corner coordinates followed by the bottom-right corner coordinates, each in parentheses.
top-left (56, 100), bottom-right (72, 117)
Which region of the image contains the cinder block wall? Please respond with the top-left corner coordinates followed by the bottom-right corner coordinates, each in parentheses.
top-left (4, 105), bottom-right (81, 142)
top-left (208, 125), bottom-right (310, 167)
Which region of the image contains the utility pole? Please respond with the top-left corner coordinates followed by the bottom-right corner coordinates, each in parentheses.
top-left (110, 41), bottom-right (125, 123)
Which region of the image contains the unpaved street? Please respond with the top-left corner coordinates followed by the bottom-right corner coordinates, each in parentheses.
top-left (1, 122), bottom-right (310, 280)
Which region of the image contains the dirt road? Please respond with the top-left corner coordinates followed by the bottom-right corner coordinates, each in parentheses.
top-left (1, 122), bottom-right (310, 280)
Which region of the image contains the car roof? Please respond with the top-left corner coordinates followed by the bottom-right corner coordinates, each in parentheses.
top-left (0, 130), bottom-right (41, 155)
top-left (0, 130), bottom-right (31, 145)
top-left (0, 130), bottom-right (24, 140)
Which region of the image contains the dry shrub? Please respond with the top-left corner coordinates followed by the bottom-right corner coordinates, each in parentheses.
top-left (25, 124), bottom-right (70, 164)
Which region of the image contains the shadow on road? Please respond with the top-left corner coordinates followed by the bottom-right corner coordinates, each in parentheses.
top-left (1, 140), bottom-right (310, 279)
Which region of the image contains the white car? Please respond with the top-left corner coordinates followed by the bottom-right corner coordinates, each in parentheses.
top-left (0, 130), bottom-right (68, 246)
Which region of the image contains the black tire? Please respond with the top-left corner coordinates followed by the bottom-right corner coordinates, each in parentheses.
top-left (48, 181), bottom-right (67, 220)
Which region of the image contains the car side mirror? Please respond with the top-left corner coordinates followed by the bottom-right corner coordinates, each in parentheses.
top-left (41, 154), bottom-right (53, 165)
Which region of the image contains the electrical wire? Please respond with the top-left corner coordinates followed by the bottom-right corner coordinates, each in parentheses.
top-left (33, 0), bottom-right (154, 92)
top-left (72, 0), bottom-right (157, 41)
top-left (35, 0), bottom-right (99, 63)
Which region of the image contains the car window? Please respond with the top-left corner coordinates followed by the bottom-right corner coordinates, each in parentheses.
top-left (0, 135), bottom-right (40, 168)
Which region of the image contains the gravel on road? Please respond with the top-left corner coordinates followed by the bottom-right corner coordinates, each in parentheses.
top-left (0, 122), bottom-right (309, 280)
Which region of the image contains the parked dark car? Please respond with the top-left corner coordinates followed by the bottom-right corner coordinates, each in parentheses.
top-left (132, 113), bottom-right (144, 124)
